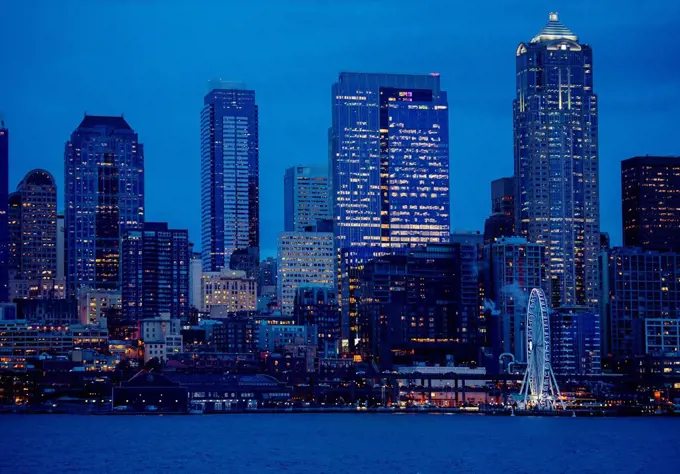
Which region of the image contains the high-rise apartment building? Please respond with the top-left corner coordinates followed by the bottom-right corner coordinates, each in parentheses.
top-left (550, 307), bottom-right (601, 375)
top-left (330, 72), bottom-right (450, 251)
top-left (64, 115), bottom-right (144, 295)
top-left (8, 169), bottom-right (57, 281)
top-left (0, 123), bottom-right (8, 302)
top-left (121, 222), bottom-right (190, 321)
top-left (622, 156), bottom-right (680, 252)
top-left (277, 231), bottom-right (334, 316)
top-left (514, 13), bottom-right (600, 307)
top-left (284, 165), bottom-right (330, 232)
top-left (201, 82), bottom-right (259, 272)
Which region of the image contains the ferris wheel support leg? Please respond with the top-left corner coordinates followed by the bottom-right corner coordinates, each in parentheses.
top-left (548, 365), bottom-right (565, 410)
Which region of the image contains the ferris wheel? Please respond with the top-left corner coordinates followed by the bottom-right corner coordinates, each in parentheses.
top-left (518, 288), bottom-right (564, 410)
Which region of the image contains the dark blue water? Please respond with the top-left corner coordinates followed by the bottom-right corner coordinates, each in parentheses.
top-left (2, 414), bottom-right (678, 473)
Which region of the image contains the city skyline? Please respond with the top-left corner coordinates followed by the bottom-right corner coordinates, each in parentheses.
top-left (2, 1), bottom-right (680, 257)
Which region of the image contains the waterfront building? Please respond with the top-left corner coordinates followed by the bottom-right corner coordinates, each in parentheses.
top-left (201, 82), bottom-right (259, 272)
top-left (606, 247), bottom-right (680, 360)
top-left (514, 13), bottom-right (600, 308)
top-left (64, 115), bottom-right (145, 295)
top-left (284, 165), bottom-right (330, 232)
top-left (483, 237), bottom-right (549, 361)
top-left (622, 156), bottom-right (680, 252)
top-left (277, 230), bottom-right (334, 316)
top-left (201, 269), bottom-right (257, 315)
top-left (121, 222), bottom-right (190, 321)
top-left (0, 124), bottom-right (9, 301)
top-left (293, 286), bottom-right (339, 355)
top-left (550, 306), bottom-right (601, 375)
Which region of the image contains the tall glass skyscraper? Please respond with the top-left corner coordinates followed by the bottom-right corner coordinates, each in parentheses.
top-left (514, 13), bottom-right (600, 307)
top-left (330, 72), bottom-right (450, 251)
top-left (0, 123), bottom-right (8, 302)
top-left (201, 82), bottom-right (259, 272)
top-left (64, 115), bottom-right (145, 295)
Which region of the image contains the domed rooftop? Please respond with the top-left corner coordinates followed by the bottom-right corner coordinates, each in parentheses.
top-left (531, 12), bottom-right (578, 43)
top-left (19, 169), bottom-right (55, 188)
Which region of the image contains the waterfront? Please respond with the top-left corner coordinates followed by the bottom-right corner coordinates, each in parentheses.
top-left (2, 415), bottom-right (679, 473)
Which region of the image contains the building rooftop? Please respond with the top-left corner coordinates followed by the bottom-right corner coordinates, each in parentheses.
top-left (77, 115), bottom-right (132, 130)
top-left (531, 12), bottom-right (578, 43)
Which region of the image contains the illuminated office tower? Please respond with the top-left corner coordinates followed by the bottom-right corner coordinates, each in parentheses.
top-left (64, 115), bottom-right (145, 295)
top-left (330, 72), bottom-right (450, 251)
top-left (622, 156), bottom-right (680, 252)
top-left (9, 170), bottom-right (57, 282)
top-left (514, 13), bottom-right (600, 307)
top-left (201, 82), bottom-right (259, 272)
top-left (284, 165), bottom-right (330, 232)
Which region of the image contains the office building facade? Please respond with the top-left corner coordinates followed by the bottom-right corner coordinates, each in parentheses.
top-left (64, 115), bottom-right (145, 295)
top-left (121, 222), bottom-right (190, 321)
top-left (330, 72), bottom-right (450, 251)
top-left (622, 156), bottom-right (680, 252)
top-left (202, 269), bottom-right (257, 315)
top-left (201, 82), bottom-right (259, 272)
top-left (514, 13), bottom-right (600, 308)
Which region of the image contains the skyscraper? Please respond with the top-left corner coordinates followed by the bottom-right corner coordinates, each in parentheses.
top-left (284, 165), bottom-right (330, 232)
top-left (0, 123), bottom-right (8, 302)
top-left (9, 169), bottom-right (58, 282)
top-left (514, 13), bottom-right (600, 308)
top-left (64, 115), bottom-right (145, 295)
top-left (121, 222), bottom-right (190, 321)
top-left (201, 82), bottom-right (259, 272)
top-left (622, 156), bottom-right (680, 252)
top-left (330, 72), bottom-right (450, 251)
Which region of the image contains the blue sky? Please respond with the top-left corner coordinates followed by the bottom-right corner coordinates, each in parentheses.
top-left (2, 0), bottom-right (679, 257)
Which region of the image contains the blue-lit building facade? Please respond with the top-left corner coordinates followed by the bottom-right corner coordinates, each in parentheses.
top-left (514, 13), bottom-right (600, 308)
top-left (284, 165), bottom-right (330, 232)
top-left (201, 83), bottom-right (259, 273)
top-left (330, 72), bottom-right (450, 251)
top-left (121, 222), bottom-right (190, 321)
top-left (0, 123), bottom-right (8, 302)
top-left (330, 73), bottom-right (450, 354)
top-left (64, 115), bottom-right (145, 295)
top-left (550, 306), bottom-right (601, 375)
